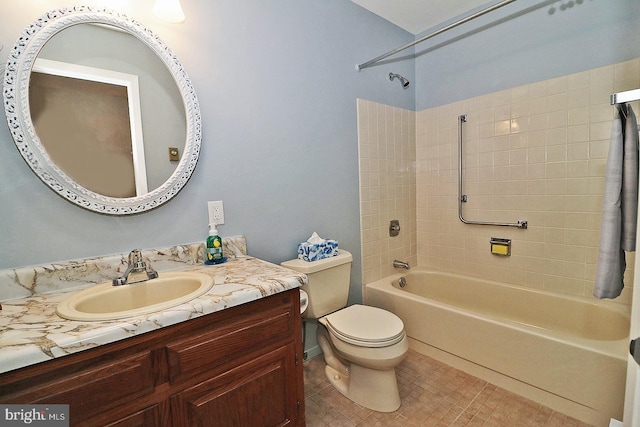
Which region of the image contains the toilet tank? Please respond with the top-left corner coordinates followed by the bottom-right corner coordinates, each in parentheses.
top-left (281, 249), bottom-right (353, 318)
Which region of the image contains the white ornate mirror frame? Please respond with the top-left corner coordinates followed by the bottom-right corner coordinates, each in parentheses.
top-left (3, 6), bottom-right (202, 215)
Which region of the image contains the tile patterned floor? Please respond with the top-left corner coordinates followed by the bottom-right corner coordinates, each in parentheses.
top-left (303, 349), bottom-right (593, 426)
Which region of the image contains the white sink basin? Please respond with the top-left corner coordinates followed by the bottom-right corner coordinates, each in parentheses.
top-left (56, 271), bottom-right (214, 321)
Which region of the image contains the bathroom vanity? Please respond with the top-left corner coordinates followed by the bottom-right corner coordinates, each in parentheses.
top-left (0, 289), bottom-right (303, 426)
top-left (0, 246), bottom-right (307, 426)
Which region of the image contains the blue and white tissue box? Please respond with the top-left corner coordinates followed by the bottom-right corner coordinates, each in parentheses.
top-left (297, 232), bottom-right (339, 262)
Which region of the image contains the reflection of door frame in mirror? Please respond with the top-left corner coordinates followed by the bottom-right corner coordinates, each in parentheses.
top-left (32, 58), bottom-right (149, 196)
top-left (3, 6), bottom-right (202, 215)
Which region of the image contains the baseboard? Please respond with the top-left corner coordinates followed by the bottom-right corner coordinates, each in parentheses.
top-left (303, 344), bottom-right (322, 361)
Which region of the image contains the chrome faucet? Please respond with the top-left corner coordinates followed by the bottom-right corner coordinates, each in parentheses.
top-left (392, 260), bottom-right (410, 270)
top-left (113, 249), bottom-right (159, 286)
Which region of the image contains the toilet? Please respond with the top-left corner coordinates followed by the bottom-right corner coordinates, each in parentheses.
top-left (282, 249), bottom-right (408, 412)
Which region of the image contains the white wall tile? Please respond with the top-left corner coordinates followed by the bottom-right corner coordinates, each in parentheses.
top-left (358, 59), bottom-right (639, 310)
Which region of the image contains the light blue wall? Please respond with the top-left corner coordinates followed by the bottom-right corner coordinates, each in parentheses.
top-left (414, 0), bottom-right (640, 110)
top-left (0, 0), bottom-right (414, 304)
top-left (3, 0), bottom-right (636, 304)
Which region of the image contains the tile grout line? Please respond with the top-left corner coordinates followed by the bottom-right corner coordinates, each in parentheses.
top-left (448, 380), bottom-right (491, 425)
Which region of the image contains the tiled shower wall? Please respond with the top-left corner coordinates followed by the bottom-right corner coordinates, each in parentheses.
top-left (357, 99), bottom-right (417, 285)
top-left (416, 58), bottom-right (639, 307)
top-left (359, 58), bottom-right (640, 308)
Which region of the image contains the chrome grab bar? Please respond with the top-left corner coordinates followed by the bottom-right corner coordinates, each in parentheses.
top-left (457, 114), bottom-right (528, 229)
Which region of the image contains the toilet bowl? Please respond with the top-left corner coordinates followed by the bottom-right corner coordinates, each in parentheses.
top-left (281, 250), bottom-right (408, 412)
top-left (316, 304), bottom-right (408, 412)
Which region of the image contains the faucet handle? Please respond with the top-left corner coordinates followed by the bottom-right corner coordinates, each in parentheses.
top-left (113, 249), bottom-right (157, 286)
top-left (129, 249), bottom-right (143, 265)
top-left (129, 249), bottom-right (150, 271)
top-left (130, 249), bottom-right (158, 280)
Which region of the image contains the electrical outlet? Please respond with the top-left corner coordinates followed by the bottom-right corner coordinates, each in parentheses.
top-left (208, 201), bottom-right (224, 225)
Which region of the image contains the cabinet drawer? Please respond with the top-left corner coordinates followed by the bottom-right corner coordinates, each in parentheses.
top-left (166, 296), bottom-right (295, 385)
top-left (8, 351), bottom-right (155, 424)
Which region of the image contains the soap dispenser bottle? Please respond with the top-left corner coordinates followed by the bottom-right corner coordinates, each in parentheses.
top-left (205, 223), bottom-right (223, 265)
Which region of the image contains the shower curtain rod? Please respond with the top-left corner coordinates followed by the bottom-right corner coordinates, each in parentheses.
top-left (356, 0), bottom-right (518, 70)
top-left (611, 88), bottom-right (640, 105)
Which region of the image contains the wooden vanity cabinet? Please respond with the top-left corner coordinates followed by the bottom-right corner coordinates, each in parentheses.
top-left (170, 345), bottom-right (298, 427)
top-left (0, 289), bottom-right (305, 427)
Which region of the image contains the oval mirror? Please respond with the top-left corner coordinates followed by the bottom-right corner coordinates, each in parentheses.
top-left (3, 6), bottom-right (201, 214)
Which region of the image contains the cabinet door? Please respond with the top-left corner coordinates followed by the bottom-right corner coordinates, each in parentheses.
top-left (170, 345), bottom-right (301, 427)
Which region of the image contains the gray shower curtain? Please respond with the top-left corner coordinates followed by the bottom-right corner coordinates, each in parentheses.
top-left (594, 104), bottom-right (639, 299)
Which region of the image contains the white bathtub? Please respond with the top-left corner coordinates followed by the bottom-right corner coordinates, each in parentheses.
top-left (365, 268), bottom-right (630, 426)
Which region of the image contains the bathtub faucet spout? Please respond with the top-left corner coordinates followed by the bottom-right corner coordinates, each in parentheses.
top-left (393, 260), bottom-right (410, 270)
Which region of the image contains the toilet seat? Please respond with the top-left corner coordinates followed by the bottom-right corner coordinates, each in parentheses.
top-left (323, 304), bottom-right (405, 348)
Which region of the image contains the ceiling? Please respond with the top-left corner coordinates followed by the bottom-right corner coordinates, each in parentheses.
top-left (350, 0), bottom-right (492, 34)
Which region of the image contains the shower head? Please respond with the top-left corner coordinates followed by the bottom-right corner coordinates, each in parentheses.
top-left (389, 73), bottom-right (410, 88)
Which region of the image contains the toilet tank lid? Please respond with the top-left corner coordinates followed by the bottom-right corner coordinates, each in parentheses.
top-left (281, 249), bottom-right (353, 274)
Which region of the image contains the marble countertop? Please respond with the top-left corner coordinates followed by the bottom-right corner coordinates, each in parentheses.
top-left (0, 256), bottom-right (306, 375)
